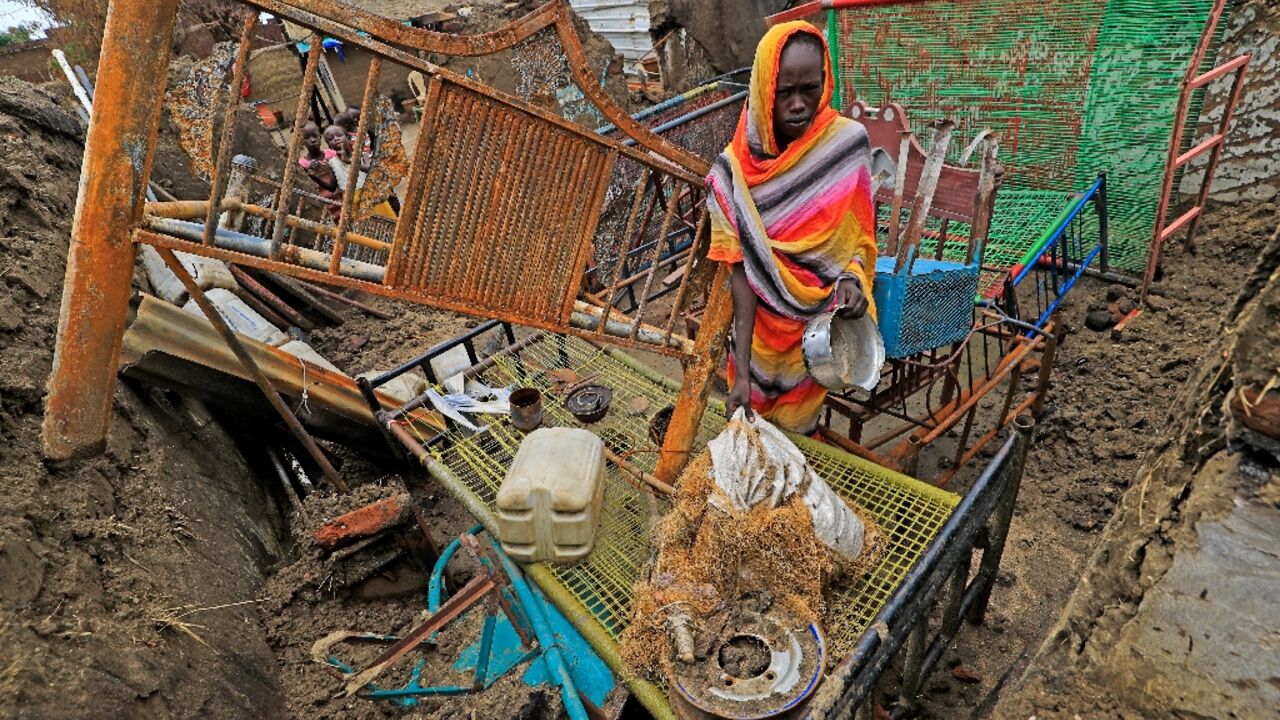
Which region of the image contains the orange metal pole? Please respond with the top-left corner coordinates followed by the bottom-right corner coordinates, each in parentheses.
top-left (42, 0), bottom-right (180, 460)
top-left (655, 261), bottom-right (734, 483)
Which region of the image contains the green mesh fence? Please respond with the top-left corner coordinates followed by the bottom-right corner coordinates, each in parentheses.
top-left (827, 0), bottom-right (1227, 274)
top-left (1073, 0), bottom-right (1225, 271)
top-left (429, 333), bottom-right (958, 657)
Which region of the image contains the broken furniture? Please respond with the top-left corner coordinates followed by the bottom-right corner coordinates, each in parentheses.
top-left (316, 528), bottom-right (615, 715)
top-left (788, 0), bottom-right (1249, 328)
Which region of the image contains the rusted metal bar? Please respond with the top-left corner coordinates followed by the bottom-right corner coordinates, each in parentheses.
top-left (663, 210), bottom-right (710, 342)
top-left (142, 227), bottom-right (695, 359)
top-left (330, 56), bottom-right (382, 275)
top-left (1185, 56), bottom-right (1250, 250)
top-left (299, 281), bottom-right (393, 320)
top-left (1143, 0), bottom-right (1232, 303)
top-left (891, 334), bottom-right (1042, 457)
top-left (344, 573), bottom-right (495, 695)
top-left (42, 0), bottom-right (180, 461)
top-left (655, 262), bottom-right (734, 483)
top-left (233, 287), bottom-right (292, 330)
top-left (1189, 51), bottom-right (1249, 89)
top-left (270, 35), bottom-right (322, 258)
top-left (247, 0), bottom-right (558, 57)
top-left (628, 183), bottom-right (682, 338)
top-left (230, 264), bottom-right (314, 330)
top-left (203, 11), bottom-right (259, 246)
top-left (599, 168), bottom-right (653, 329)
top-left (604, 448), bottom-right (675, 495)
top-left (816, 426), bottom-right (901, 471)
top-left (156, 247), bottom-right (349, 492)
top-left (937, 392), bottom-right (1038, 486)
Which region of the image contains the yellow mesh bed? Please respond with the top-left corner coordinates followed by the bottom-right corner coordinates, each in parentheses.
top-left (426, 333), bottom-right (958, 661)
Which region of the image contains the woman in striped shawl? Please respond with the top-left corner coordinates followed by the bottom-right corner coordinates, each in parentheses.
top-left (706, 20), bottom-right (877, 434)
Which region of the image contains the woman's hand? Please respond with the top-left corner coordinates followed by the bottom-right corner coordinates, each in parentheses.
top-left (834, 276), bottom-right (868, 318)
top-left (726, 379), bottom-right (754, 421)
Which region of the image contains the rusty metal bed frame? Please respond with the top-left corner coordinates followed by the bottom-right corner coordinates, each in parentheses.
top-left (43, 0), bottom-right (732, 491)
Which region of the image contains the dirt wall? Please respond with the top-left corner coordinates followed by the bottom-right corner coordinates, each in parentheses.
top-left (1183, 0), bottom-right (1280, 202)
top-left (0, 77), bottom-right (287, 719)
top-left (649, 0), bottom-right (788, 74)
top-left (993, 225), bottom-right (1280, 719)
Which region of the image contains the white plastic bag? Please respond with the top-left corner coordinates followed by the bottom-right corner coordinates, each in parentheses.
top-left (139, 245), bottom-right (236, 305)
top-left (706, 409), bottom-right (869, 563)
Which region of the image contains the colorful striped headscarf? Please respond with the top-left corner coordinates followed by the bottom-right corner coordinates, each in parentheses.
top-left (706, 20), bottom-right (876, 322)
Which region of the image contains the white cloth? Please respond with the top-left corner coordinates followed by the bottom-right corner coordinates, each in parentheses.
top-left (707, 409), bottom-right (869, 562)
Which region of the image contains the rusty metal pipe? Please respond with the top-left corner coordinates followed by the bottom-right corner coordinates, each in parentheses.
top-left (156, 247), bottom-right (349, 492)
top-left (270, 36), bottom-right (322, 258)
top-left (570, 301), bottom-right (693, 352)
top-left (629, 182), bottom-right (682, 339)
top-left (330, 56), bottom-right (382, 274)
top-left (146, 217), bottom-right (385, 283)
top-left (148, 200), bottom-right (391, 252)
top-left (229, 265), bottom-right (314, 330)
top-left (298, 281), bottom-right (393, 320)
top-left (203, 11), bottom-right (259, 246)
top-left (42, 0), bottom-right (181, 461)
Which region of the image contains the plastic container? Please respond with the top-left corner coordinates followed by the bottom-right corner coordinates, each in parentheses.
top-left (139, 245), bottom-right (237, 305)
top-left (181, 288), bottom-right (289, 347)
top-left (496, 428), bottom-right (605, 564)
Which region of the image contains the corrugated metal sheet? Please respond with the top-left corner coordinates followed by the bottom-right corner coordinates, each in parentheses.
top-left (568, 0), bottom-right (652, 66)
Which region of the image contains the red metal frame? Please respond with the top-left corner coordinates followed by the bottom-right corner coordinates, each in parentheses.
top-left (1142, 0), bottom-right (1249, 305)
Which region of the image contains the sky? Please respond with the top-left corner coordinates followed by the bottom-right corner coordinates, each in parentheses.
top-left (0, 1), bottom-right (53, 38)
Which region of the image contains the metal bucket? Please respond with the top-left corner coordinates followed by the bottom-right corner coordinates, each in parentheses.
top-left (802, 311), bottom-right (885, 392)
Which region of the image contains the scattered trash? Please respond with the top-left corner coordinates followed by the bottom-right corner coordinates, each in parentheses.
top-left (316, 529), bottom-right (613, 716)
top-left (952, 665), bottom-right (983, 683)
top-left (648, 404), bottom-right (674, 446)
top-left (545, 368), bottom-right (579, 394)
top-left (509, 388), bottom-right (543, 433)
top-left (181, 288), bottom-right (289, 346)
top-left (625, 396), bottom-right (651, 416)
top-left (313, 492), bottom-right (415, 550)
top-left (139, 244), bottom-right (236, 306)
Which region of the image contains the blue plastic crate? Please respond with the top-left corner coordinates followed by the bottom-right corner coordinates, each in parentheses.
top-left (872, 249), bottom-right (980, 359)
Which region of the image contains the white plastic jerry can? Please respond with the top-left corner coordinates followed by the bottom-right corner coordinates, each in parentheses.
top-left (496, 428), bottom-right (606, 564)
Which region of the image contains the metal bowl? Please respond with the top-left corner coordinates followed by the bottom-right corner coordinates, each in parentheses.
top-left (565, 384), bottom-right (613, 423)
top-left (802, 311), bottom-right (884, 392)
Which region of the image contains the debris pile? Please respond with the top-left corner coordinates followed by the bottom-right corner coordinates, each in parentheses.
top-left (621, 414), bottom-right (884, 680)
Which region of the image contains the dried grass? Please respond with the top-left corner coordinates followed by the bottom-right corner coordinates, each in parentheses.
top-left (620, 450), bottom-right (885, 679)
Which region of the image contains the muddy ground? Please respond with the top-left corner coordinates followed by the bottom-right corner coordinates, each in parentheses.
top-left (0, 28), bottom-right (1276, 720)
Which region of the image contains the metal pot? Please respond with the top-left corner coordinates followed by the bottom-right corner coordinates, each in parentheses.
top-left (565, 384), bottom-right (613, 424)
top-left (802, 311), bottom-right (884, 392)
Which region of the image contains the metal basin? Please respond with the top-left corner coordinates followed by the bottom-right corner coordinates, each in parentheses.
top-left (802, 311), bottom-right (884, 392)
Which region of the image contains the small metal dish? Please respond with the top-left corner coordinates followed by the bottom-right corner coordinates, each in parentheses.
top-left (565, 384), bottom-right (613, 424)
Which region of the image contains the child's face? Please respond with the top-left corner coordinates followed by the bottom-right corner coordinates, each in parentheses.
top-left (301, 124), bottom-right (322, 151)
top-left (323, 126), bottom-right (348, 153)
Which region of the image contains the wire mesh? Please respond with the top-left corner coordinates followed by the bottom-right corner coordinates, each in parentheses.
top-left (829, 0), bottom-right (1228, 274)
top-left (429, 334), bottom-right (958, 659)
top-left (1074, 0), bottom-right (1226, 272)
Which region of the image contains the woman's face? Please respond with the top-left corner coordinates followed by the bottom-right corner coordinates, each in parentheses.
top-left (772, 37), bottom-right (825, 150)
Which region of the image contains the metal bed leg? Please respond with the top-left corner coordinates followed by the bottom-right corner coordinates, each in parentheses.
top-left (967, 415), bottom-right (1034, 625)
